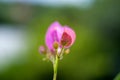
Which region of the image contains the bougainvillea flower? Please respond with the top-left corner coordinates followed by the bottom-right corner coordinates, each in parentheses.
top-left (45, 21), bottom-right (76, 51)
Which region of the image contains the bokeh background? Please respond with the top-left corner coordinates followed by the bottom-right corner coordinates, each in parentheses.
top-left (0, 0), bottom-right (120, 80)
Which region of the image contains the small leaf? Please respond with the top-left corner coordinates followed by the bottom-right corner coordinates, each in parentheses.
top-left (114, 73), bottom-right (120, 80)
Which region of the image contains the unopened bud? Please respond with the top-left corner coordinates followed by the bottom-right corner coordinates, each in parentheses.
top-left (64, 49), bottom-right (70, 55)
top-left (39, 46), bottom-right (46, 54)
top-left (53, 41), bottom-right (59, 49)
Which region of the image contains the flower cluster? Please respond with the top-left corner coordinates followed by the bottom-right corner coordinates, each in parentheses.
top-left (39, 21), bottom-right (76, 62)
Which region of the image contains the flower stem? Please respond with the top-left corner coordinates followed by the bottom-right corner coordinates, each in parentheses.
top-left (53, 55), bottom-right (59, 80)
top-left (53, 47), bottom-right (65, 80)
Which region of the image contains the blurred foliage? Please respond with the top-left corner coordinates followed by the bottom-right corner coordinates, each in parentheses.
top-left (0, 0), bottom-right (120, 80)
top-left (114, 73), bottom-right (120, 80)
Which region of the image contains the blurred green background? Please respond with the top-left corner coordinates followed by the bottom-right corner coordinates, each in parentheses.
top-left (0, 0), bottom-right (120, 80)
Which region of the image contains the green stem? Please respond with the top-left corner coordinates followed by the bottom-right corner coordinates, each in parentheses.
top-left (53, 47), bottom-right (65, 80)
top-left (53, 55), bottom-right (59, 80)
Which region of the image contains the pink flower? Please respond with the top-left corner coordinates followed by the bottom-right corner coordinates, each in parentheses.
top-left (45, 21), bottom-right (76, 51)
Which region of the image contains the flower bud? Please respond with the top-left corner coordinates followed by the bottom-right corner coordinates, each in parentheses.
top-left (39, 46), bottom-right (46, 54)
top-left (64, 49), bottom-right (70, 55)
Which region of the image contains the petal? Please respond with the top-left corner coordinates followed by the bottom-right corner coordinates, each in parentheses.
top-left (45, 21), bottom-right (64, 51)
top-left (62, 26), bottom-right (76, 47)
top-left (61, 32), bottom-right (72, 47)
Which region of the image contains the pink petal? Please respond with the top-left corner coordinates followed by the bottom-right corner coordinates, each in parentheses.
top-left (62, 26), bottom-right (76, 47)
top-left (45, 21), bottom-right (64, 51)
top-left (60, 32), bottom-right (72, 47)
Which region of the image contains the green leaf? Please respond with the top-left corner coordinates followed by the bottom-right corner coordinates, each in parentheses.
top-left (114, 73), bottom-right (120, 80)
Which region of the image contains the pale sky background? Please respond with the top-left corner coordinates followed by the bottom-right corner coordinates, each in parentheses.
top-left (0, 0), bottom-right (95, 8)
top-left (0, 25), bottom-right (27, 72)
